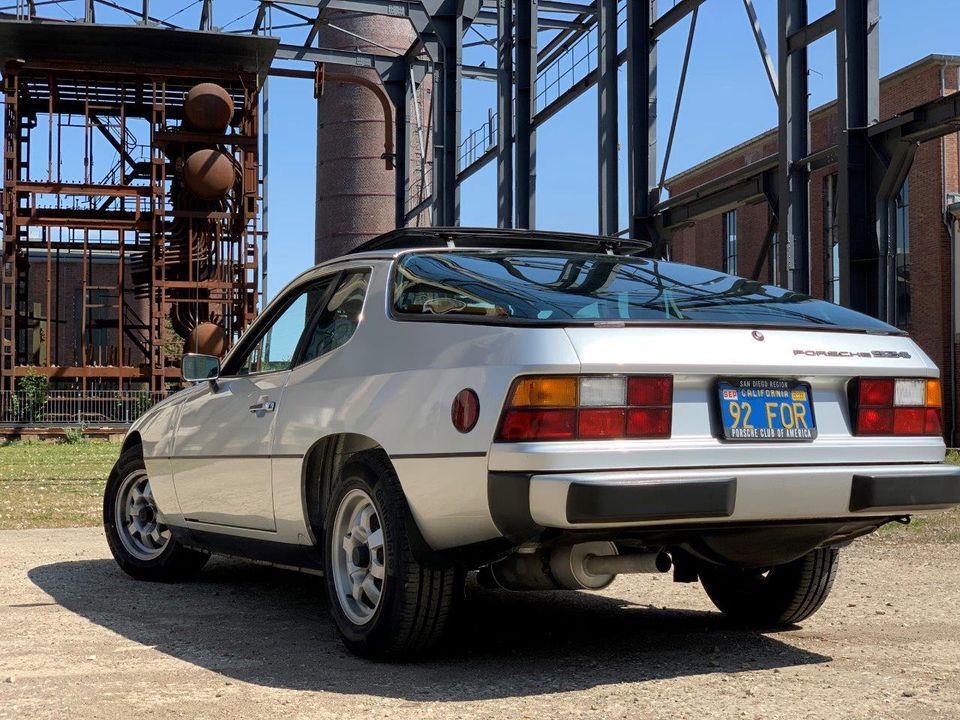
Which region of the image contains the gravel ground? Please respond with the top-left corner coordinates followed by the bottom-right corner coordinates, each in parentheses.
top-left (0, 527), bottom-right (958, 720)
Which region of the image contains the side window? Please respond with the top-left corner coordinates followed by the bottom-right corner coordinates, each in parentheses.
top-left (300, 270), bottom-right (370, 364)
top-left (234, 278), bottom-right (334, 375)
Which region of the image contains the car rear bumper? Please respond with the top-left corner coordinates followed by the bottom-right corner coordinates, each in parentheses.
top-left (488, 463), bottom-right (960, 541)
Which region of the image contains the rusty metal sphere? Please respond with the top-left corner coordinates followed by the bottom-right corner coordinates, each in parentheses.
top-left (184, 82), bottom-right (235, 132)
top-left (185, 322), bottom-right (228, 358)
top-left (182, 149), bottom-right (235, 200)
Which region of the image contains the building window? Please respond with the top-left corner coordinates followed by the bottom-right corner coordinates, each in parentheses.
top-left (896, 179), bottom-right (911, 326)
top-left (824, 174), bottom-right (840, 302)
top-left (723, 211), bottom-right (737, 274)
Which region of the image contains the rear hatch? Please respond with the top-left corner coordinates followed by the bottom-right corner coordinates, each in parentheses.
top-left (550, 325), bottom-right (943, 468)
top-left (391, 246), bottom-right (945, 469)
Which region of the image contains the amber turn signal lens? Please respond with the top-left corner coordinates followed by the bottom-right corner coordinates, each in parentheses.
top-left (508, 376), bottom-right (578, 407)
top-left (926, 379), bottom-right (942, 408)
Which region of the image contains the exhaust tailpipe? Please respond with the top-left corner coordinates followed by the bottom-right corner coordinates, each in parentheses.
top-left (478, 543), bottom-right (673, 592)
top-left (583, 550), bottom-right (672, 576)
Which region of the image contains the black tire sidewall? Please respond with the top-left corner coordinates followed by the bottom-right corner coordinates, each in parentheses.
top-left (322, 460), bottom-right (404, 653)
top-left (103, 445), bottom-right (206, 580)
top-left (699, 549), bottom-right (837, 627)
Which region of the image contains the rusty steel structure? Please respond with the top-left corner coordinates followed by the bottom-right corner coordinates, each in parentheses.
top-left (0, 22), bottom-right (276, 396)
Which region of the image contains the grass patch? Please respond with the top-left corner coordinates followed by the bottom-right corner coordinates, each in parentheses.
top-left (0, 441), bottom-right (118, 530)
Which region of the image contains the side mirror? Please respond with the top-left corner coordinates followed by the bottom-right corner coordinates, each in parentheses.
top-left (181, 353), bottom-right (221, 383)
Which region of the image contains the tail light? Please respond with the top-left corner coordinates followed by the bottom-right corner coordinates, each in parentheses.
top-left (854, 378), bottom-right (942, 436)
top-left (496, 375), bottom-right (673, 442)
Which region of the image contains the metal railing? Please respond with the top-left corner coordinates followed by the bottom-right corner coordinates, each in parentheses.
top-left (457, 2), bottom-right (627, 175)
top-left (0, 390), bottom-right (165, 426)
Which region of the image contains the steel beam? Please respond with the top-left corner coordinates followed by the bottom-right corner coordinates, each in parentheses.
top-left (515, 0), bottom-right (537, 229)
top-left (742, 0), bottom-right (778, 102)
top-left (786, 8), bottom-right (836, 52)
top-left (274, 43), bottom-right (420, 83)
top-left (462, 64), bottom-right (498, 80)
top-left (199, 0), bottom-right (214, 30)
top-left (475, 10), bottom-right (581, 29)
top-left (627, 0), bottom-right (657, 249)
top-left (658, 156), bottom-right (778, 230)
top-left (836, 0), bottom-right (880, 316)
top-left (496, 0), bottom-right (514, 228)
top-left (265, 0), bottom-right (431, 31)
top-left (658, 5), bottom-right (696, 191)
top-left (778, 0), bottom-right (810, 292)
top-left (597, 0), bottom-right (617, 235)
top-left (650, 0), bottom-right (705, 39)
top-left (484, 0), bottom-right (592, 12)
top-left (383, 76), bottom-right (409, 229)
top-left (427, 10), bottom-right (463, 225)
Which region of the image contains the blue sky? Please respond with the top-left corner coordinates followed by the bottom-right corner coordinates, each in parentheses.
top-left (264, 0), bottom-right (960, 298)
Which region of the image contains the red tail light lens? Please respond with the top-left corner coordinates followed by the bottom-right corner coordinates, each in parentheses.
top-left (496, 375), bottom-right (673, 442)
top-left (854, 378), bottom-right (943, 436)
top-left (498, 409), bottom-right (576, 441)
top-left (857, 408), bottom-right (894, 434)
top-left (578, 409), bottom-right (626, 438)
top-left (626, 408), bottom-right (672, 438)
top-left (628, 376), bottom-right (673, 406)
top-left (925, 408), bottom-right (943, 435)
top-left (893, 407), bottom-right (924, 435)
top-left (858, 378), bottom-right (894, 407)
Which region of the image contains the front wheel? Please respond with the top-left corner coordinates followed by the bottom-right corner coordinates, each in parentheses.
top-left (323, 451), bottom-right (460, 661)
top-left (698, 547), bottom-right (839, 628)
top-left (103, 445), bottom-right (209, 581)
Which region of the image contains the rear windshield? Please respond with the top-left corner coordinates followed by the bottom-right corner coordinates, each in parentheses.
top-left (392, 250), bottom-right (899, 333)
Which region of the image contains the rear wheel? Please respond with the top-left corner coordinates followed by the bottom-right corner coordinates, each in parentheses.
top-left (103, 445), bottom-right (208, 581)
top-left (698, 547), bottom-right (839, 627)
top-left (323, 451), bottom-right (460, 661)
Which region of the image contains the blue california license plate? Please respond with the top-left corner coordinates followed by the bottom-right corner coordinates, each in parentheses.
top-left (717, 378), bottom-right (816, 441)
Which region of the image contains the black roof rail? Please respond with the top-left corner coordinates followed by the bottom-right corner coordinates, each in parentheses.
top-left (347, 226), bottom-right (653, 256)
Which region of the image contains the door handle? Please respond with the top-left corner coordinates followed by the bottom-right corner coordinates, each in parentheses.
top-left (249, 399), bottom-right (276, 414)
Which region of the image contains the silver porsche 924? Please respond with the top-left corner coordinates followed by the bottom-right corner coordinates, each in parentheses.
top-left (104, 227), bottom-right (960, 660)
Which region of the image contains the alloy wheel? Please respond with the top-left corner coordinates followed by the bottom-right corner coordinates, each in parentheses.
top-left (114, 469), bottom-right (170, 561)
top-left (330, 488), bottom-right (386, 625)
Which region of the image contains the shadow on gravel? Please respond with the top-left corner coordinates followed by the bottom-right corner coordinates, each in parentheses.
top-left (29, 556), bottom-right (830, 700)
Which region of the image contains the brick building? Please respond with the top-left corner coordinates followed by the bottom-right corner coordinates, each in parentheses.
top-left (666, 55), bottom-right (960, 444)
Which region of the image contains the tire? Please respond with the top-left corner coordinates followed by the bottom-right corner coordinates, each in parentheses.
top-left (323, 451), bottom-right (460, 661)
top-left (103, 444), bottom-right (209, 581)
top-left (698, 547), bottom-right (839, 628)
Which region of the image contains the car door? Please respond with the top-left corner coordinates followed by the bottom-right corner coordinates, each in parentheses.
top-left (171, 274), bottom-right (336, 531)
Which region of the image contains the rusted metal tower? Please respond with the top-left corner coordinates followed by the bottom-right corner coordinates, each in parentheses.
top-left (0, 22), bottom-right (275, 405)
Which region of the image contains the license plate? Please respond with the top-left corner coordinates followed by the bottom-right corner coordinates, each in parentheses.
top-left (717, 378), bottom-right (816, 441)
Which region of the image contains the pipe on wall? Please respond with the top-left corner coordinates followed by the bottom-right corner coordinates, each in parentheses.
top-left (269, 66), bottom-right (395, 169)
